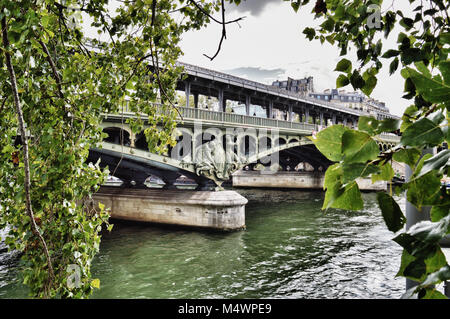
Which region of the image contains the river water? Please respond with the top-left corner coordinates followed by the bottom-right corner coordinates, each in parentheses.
top-left (0, 189), bottom-right (406, 299)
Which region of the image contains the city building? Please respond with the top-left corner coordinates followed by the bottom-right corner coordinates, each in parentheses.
top-left (308, 89), bottom-right (394, 119)
top-left (272, 77), bottom-right (314, 95)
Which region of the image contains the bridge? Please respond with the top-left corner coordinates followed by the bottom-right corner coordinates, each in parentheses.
top-left (88, 63), bottom-right (401, 230)
top-left (176, 61), bottom-right (396, 123)
top-left (89, 104), bottom-right (399, 190)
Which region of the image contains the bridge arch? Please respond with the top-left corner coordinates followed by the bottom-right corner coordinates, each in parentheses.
top-left (170, 128), bottom-right (194, 161)
top-left (135, 131), bottom-right (149, 150)
top-left (237, 134), bottom-right (258, 158)
top-left (258, 136), bottom-right (272, 149)
top-left (274, 137), bottom-right (287, 147)
top-left (287, 137), bottom-right (300, 144)
top-left (103, 127), bottom-right (131, 146)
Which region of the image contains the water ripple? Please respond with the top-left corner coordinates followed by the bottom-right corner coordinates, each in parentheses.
top-left (0, 190), bottom-right (406, 299)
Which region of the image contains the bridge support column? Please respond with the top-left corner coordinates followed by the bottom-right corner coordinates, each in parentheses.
top-left (305, 108), bottom-right (310, 124)
top-left (232, 170), bottom-right (387, 191)
top-left (332, 113), bottom-right (337, 125)
top-left (185, 82), bottom-right (191, 108)
top-left (343, 117), bottom-right (347, 127)
top-left (266, 100), bottom-right (273, 118)
top-left (288, 105), bottom-right (293, 122)
top-left (193, 93), bottom-right (199, 108)
top-left (245, 95), bottom-right (250, 116)
top-left (353, 116), bottom-right (358, 128)
top-left (218, 88), bottom-right (225, 112)
top-left (93, 187), bottom-right (248, 231)
top-left (319, 112), bottom-right (324, 127)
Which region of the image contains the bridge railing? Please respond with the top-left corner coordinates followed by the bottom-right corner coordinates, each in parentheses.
top-left (118, 102), bottom-right (400, 142)
top-left (378, 133), bottom-right (401, 143)
top-left (177, 106), bottom-right (318, 132)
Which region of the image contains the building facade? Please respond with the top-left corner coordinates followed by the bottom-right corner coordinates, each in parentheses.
top-left (308, 89), bottom-right (394, 120)
top-left (272, 77), bottom-right (314, 96)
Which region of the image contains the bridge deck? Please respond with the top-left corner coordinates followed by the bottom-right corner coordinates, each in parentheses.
top-left (103, 104), bottom-right (401, 143)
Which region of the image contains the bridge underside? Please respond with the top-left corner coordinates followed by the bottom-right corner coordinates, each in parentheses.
top-left (87, 149), bottom-right (216, 190)
top-left (88, 142), bottom-right (332, 190)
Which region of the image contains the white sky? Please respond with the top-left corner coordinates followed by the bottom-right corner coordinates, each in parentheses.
top-left (82, 0), bottom-right (413, 117)
top-left (179, 1), bottom-right (413, 117)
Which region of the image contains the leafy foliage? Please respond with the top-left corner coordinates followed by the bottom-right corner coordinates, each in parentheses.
top-left (296, 0), bottom-right (450, 298)
top-left (0, 0), bottom-right (216, 298)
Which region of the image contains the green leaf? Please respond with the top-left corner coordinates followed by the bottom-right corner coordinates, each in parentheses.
top-left (404, 257), bottom-right (427, 280)
top-left (439, 60), bottom-right (450, 83)
top-left (323, 180), bottom-right (364, 211)
top-left (322, 163), bottom-right (363, 211)
top-left (377, 192), bottom-right (406, 233)
top-left (431, 204), bottom-right (450, 222)
top-left (308, 125), bottom-right (349, 162)
top-left (333, 181), bottom-right (364, 211)
top-left (335, 58), bottom-right (352, 73)
top-left (91, 278), bottom-right (100, 289)
top-left (401, 118), bottom-right (444, 147)
top-left (421, 289), bottom-right (448, 299)
top-left (407, 215), bottom-right (450, 244)
top-left (421, 265), bottom-right (450, 287)
top-left (321, 18), bottom-right (335, 32)
top-left (358, 116), bottom-right (379, 135)
top-left (357, 116), bottom-right (400, 136)
top-left (397, 249), bottom-right (420, 280)
top-left (323, 163), bottom-right (342, 190)
top-left (382, 49), bottom-right (400, 58)
top-left (349, 70), bottom-right (365, 89)
top-left (401, 48), bottom-right (422, 65)
top-left (361, 74), bottom-right (377, 96)
top-left (341, 130), bottom-right (379, 163)
top-left (377, 118), bottom-right (401, 133)
top-left (342, 162), bottom-right (380, 183)
top-left (439, 32), bottom-right (450, 45)
top-left (389, 57), bottom-right (399, 75)
top-left (303, 27), bottom-right (315, 41)
top-left (41, 14), bottom-right (51, 29)
top-left (291, 1), bottom-right (300, 12)
top-left (372, 163), bottom-right (395, 183)
top-left (415, 149), bottom-right (450, 179)
top-left (1, 144), bottom-right (15, 154)
top-left (404, 67), bottom-right (450, 103)
top-left (336, 74), bottom-right (349, 88)
top-left (393, 148), bottom-right (421, 167)
top-left (407, 171), bottom-right (442, 208)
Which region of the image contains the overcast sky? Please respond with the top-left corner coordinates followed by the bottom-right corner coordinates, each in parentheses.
top-left (179, 0), bottom-right (412, 116)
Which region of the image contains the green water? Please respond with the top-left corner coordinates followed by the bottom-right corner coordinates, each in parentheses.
top-left (0, 189), bottom-right (405, 298)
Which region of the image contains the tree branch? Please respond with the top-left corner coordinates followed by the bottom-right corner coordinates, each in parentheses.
top-left (149, 0), bottom-right (183, 119)
top-left (1, 16), bottom-right (55, 283)
top-left (38, 39), bottom-right (64, 99)
top-left (202, 0), bottom-right (232, 61)
top-left (188, 0), bottom-right (244, 61)
top-left (188, 0), bottom-right (245, 25)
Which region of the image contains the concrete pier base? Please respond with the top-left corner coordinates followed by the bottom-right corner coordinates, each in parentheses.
top-left (93, 186), bottom-right (248, 231)
top-left (232, 170), bottom-right (387, 191)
